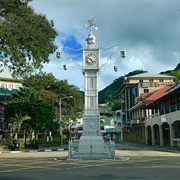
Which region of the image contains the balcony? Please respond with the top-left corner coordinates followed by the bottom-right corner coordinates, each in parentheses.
top-left (131, 119), bottom-right (140, 124)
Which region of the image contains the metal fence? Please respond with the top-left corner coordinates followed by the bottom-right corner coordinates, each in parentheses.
top-left (68, 140), bottom-right (115, 160)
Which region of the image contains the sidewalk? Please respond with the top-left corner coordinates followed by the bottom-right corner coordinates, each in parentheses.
top-left (0, 144), bottom-right (68, 154)
top-left (117, 141), bottom-right (180, 153)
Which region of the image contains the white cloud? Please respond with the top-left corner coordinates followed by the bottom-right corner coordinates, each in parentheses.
top-left (30, 0), bottom-right (180, 91)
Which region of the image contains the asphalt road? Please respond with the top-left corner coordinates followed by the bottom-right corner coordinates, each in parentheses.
top-left (0, 145), bottom-right (179, 180)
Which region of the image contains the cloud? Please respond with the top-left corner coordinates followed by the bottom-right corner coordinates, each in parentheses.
top-left (30, 0), bottom-right (180, 91)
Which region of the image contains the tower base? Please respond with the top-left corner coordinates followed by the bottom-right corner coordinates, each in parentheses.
top-left (68, 135), bottom-right (115, 160)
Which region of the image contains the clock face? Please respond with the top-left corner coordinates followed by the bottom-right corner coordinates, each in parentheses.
top-left (85, 53), bottom-right (97, 65)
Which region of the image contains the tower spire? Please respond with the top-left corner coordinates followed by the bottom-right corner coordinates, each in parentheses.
top-left (85, 17), bottom-right (98, 48)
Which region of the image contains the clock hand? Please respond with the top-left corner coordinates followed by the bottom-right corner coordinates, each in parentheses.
top-left (87, 57), bottom-right (93, 63)
top-left (88, 57), bottom-right (93, 61)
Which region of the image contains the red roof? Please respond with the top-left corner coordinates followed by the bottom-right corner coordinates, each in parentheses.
top-left (144, 86), bottom-right (170, 102)
top-left (136, 92), bottom-right (153, 101)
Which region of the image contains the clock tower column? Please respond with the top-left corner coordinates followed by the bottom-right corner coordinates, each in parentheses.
top-left (82, 33), bottom-right (100, 136)
top-left (75, 20), bottom-right (111, 159)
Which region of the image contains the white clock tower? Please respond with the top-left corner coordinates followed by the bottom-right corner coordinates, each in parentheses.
top-left (74, 18), bottom-right (115, 159)
top-left (82, 33), bottom-right (100, 136)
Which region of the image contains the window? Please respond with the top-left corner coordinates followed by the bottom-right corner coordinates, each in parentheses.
top-left (165, 100), bottom-right (169, 109)
top-left (139, 79), bottom-right (143, 83)
top-left (8, 84), bottom-right (13, 89)
top-left (177, 95), bottom-right (180, 104)
top-left (159, 79), bottom-right (164, 82)
top-left (14, 85), bottom-right (20, 89)
top-left (149, 79), bottom-right (153, 82)
top-left (170, 97), bottom-right (176, 106)
top-left (144, 89), bottom-right (149, 93)
top-left (117, 112), bottom-right (121, 118)
top-left (1, 83), bottom-right (7, 88)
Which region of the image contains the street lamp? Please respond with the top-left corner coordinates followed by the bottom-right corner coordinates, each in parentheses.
top-left (59, 96), bottom-right (73, 146)
top-left (56, 45), bottom-right (126, 72)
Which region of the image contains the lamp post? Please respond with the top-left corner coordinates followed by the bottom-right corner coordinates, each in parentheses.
top-left (59, 96), bottom-right (73, 146)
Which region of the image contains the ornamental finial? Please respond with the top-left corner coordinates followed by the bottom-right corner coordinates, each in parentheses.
top-left (85, 17), bottom-right (98, 34)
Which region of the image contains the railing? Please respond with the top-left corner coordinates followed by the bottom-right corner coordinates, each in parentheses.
top-left (130, 119), bottom-right (140, 124)
top-left (159, 104), bottom-right (180, 115)
top-left (138, 82), bottom-right (174, 88)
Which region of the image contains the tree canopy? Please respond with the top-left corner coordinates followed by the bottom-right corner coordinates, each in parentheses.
top-left (0, 0), bottom-right (57, 77)
top-left (4, 86), bottom-right (56, 139)
top-left (169, 70), bottom-right (180, 82)
top-left (23, 72), bottom-right (84, 123)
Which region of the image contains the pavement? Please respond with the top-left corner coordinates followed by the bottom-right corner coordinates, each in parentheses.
top-left (117, 141), bottom-right (180, 153)
top-left (0, 141), bottom-right (179, 154)
top-left (0, 144), bottom-right (69, 154)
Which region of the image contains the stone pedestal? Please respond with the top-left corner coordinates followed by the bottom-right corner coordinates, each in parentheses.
top-left (74, 135), bottom-right (113, 159)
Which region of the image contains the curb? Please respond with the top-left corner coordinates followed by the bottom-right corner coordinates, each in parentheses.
top-left (0, 147), bottom-right (68, 154)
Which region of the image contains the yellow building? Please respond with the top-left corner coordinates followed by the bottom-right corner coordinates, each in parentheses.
top-left (0, 71), bottom-right (22, 139)
top-left (118, 72), bottom-right (174, 143)
top-left (0, 71), bottom-right (22, 102)
top-left (145, 82), bottom-right (180, 147)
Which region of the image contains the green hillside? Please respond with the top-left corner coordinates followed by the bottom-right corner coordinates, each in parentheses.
top-left (98, 70), bottom-right (146, 104)
top-left (160, 63), bottom-right (180, 74)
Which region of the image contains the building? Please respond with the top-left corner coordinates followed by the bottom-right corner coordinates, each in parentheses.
top-left (0, 71), bottom-right (22, 102)
top-left (129, 86), bottom-right (170, 144)
top-left (99, 107), bottom-right (113, 134)
top-left (118, 72), bottom-right (174, 142)
top-left (113, 109), bottom-right (123, 142)
top-left (145, 82), bottom-right (180, 147)
top-left (0, 71), bottom-right (22, 139)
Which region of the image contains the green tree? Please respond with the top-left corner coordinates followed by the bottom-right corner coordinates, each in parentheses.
top-left (23, 73), bottom-right (84, 124)
top-left (4, 87), bottom-right (56, 140)
top-left (12, 114), bottom-right (31, 139)
top-left (108, 99), bottom-right (121, 111)
top-left (0, 0), bottom-right (57, 77)
top-left (169, 70), bottom-right (180, 82)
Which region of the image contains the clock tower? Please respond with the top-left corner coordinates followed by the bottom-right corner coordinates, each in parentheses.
top-left (82, 29), bottom-right (100, 136)
top-left (74, 18), bottom-right (114, 159)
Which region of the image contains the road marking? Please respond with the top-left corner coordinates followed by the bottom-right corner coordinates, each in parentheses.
top-left (10, 151), bottom-right (21, 153)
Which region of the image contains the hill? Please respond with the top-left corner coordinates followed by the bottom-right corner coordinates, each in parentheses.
top-left (98, 70), bottom-right (146, 104)
top-left (98, 63), bottom-right (180, 104)
top-left (160, 63), bottom-right (180, 74)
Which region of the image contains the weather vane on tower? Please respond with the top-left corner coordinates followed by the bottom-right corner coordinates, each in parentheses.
top-left (85, 17), bottom-right (98, 33)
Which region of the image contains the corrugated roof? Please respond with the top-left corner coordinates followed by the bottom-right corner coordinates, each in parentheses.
top-left (128, 72), bottom-right (174, 78)
top-left (0, 71), bottom-right (13, 79)
top-left (0, 71), bottom-right (22, 81)
top-left (99, 107), bottom-right (112, 114)
top-left (100, 118), bottom-right (113, 126)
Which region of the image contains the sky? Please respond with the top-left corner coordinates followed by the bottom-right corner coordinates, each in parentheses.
top-left (30, 0), bottom-right (180, 91)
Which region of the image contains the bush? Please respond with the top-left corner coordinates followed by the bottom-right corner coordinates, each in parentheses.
top-left (29, 139), bottom-right (44, 149)
top-left (29, 136), bottom-right (62, 149)
top-left (52, 136), bottom-right (61, 144)
top-left (2, 139), bottom-right (12, 146)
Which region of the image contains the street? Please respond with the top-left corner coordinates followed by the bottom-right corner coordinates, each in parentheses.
top-left (0, 144), bottom-right (179, 180)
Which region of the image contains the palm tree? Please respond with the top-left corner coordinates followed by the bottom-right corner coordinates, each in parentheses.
top-left (12, 114), bottom-right (31, 139)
